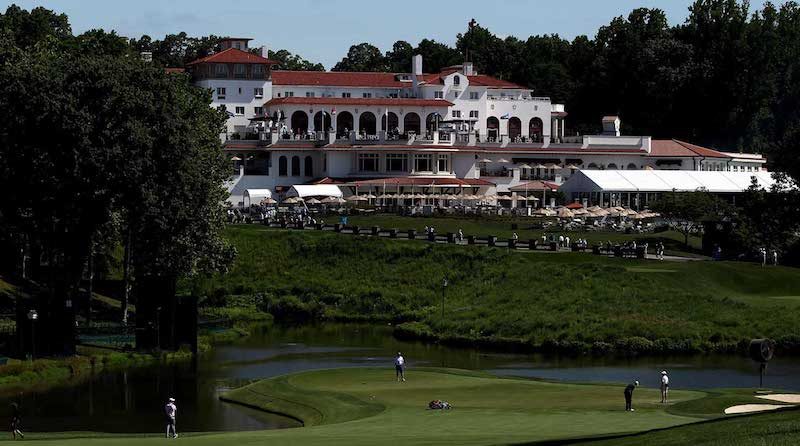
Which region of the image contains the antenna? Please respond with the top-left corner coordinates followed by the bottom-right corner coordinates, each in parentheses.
top-left (466, 18), bottom-right (478, 62)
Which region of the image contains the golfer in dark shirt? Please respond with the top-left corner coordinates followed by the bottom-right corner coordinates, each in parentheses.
top-left (624, 381), bottom-right (639, 411)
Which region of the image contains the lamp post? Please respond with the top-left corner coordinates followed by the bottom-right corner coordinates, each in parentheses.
top-left (27, 309), bottom-right (38, 361)
top-left (441, 277), bottom-right (448, 323)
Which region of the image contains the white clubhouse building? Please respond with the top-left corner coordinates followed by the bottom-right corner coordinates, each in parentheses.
top-left (184, 38), bottom-right (768, 206)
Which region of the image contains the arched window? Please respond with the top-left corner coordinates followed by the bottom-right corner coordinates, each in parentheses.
top-left (290, 111), bottom-right (308, 134)
top-left (358, 112), bottom-right (377, 135)
top-left (403, 112), bottom-right (421, 135)
top-left (278, 156), bottom-right (287, 176)
top-left (453, 75), bottom-right (460, 85)
top-left (508, 117), bottom-right (522, 140)
top-left (291, 156), bottom-right (300, 176)
top-left (587, 163), bottom-right (599, 170)
top-left (381, 112), bottom-right (399, 132)
top-left (336, 111), bottom-right (353, 138)
top-left (486, 117), bottom-right (500, 139)
top-left (607, 163), bottom-right (618, 170)
top-left (426, 113), bottom-right (440, 133)
top-left (627, 163), bottom-right (638, 170)
top-left (528, 118), bottom-right (543, 142)
top-left (314, 111), bottom-right (331, 132)
top-left (304, 156), bottom-right (313, 177)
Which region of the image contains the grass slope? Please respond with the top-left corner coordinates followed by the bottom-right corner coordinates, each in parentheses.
top-left (187, 227), bottom-right (800, 354)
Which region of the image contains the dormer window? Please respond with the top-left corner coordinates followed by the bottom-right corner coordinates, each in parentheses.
top-left (454, 75), bottom-right (460, 86)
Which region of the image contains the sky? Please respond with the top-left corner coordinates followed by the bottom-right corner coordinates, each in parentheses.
top-left (4, 0), bottom-right (780, 68)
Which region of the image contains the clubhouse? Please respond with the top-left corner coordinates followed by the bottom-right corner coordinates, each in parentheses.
top-left (183, 38), bottom-right (768, 206)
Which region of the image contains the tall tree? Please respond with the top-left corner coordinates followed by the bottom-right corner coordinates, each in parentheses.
top-left (332, 43), bottom-right (388, 72)
top-left (268, 49), bottom-right (324, 71)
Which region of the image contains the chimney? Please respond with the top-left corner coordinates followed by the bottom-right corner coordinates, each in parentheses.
top-left (462, 62), bottom-right (474, 76)
top-left (260, 45), bottom-right (270, 59)
top-left (412, 54), bottom-right (423, 76)
top-left (601, 116), bottom-right (621, 137)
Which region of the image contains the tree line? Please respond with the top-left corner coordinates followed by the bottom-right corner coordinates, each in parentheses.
top-left (0, 5), bottom-right (235, 355)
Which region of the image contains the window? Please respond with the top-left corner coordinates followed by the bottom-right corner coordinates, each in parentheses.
top-left (434, 91), bottom-right (444, 99)
top-left (254, 106), bottom-right (263, 116)
top-left (453, 91), bottom-right (459, 99)
top-left (216, 87), bottom-right (226, 99)
top-left (238, 88), bottom-right (242, 94)
top-left (437, 154), bottom-right (450, 173)
top-left (453, 75), bottom-right (460, 85)
top-left (235, 107), bottom-right (245, 116)
top-left (414, 154), bottom-right (433, 172)
top-left (362, 92), bottom-right (373, 98)
top-left (452, 110), bottom-right (462, 118)
top-left (254, 88), bottom-right (264, 98)
top-left (284, 91), bottom-right (294, 97)
top-left (278, 156), bottom-right (287, 176)
top-left (469, 91), bottom-right (479, 100)
top-left (291, 156), bottom-right (300, 176)
top-left (342, 92), bottom-right (351, 98)
top-left (306, 92), bottom-right (316, 98)
top-left (234, 64), bottom-right (246, 78)
top-left (386, 154), bottom-right (408, 172)
top-left (469, 110), bottom-right (479, 119)
top-left (389, 93), bottom-right (398, 98)
top-left (234, 42), bottom-right (241, 50)
top-left (358, 153), bottom-right (379, 172)
top-left (253, 64), bottom-right (264, 77)
top-left (215, 64), bottom-right (227, 77)
top-left (304, 156), bottom-right (313, 177)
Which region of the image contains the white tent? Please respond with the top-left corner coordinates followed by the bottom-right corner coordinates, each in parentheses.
top-left (243, 189), bottom-right (272, 208)
top-left (286, 184), bottom-right (344, 198)
top-left (561, 170), bottom-right (777, 194)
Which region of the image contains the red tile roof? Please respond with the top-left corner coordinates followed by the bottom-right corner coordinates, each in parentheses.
top-left (509, 181), bottom-right (560, 192)
top-left (350, 177), bottom-right (495, 187)
top-left (165, 67), bottom-right (186, 74)
top-left (650, 140), bottom-right (730, 158)
top-left (272, 71), bottom-right (412, 88)
top-left (186, 48), bottom-right (278, 66)
top-left (265, 97), bottom-right (453, 107)
top-left (417, 73), bottom-right (527, 89)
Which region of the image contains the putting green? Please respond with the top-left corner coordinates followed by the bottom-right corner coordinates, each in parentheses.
top-left (7, 368), bottom-right (769, 445)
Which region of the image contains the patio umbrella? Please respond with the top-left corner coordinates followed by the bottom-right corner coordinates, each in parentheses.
top-left (230, 156), bottom-right (242, 161)
top-left (283, 197), bottom-right (303, 204)
top-left (496, 195), bottom-right (513, 201)
top-left (517, 163), bottom-right (533, 170)
top-left (587, 205), bottom-right (603, 212)
top-left (346, 195), bottom-right (368, 202)
top-left (479, 158), bottom-right (493, 163)
top-left (259, 198), bottom-right (277, 205)
top-left (413, 193), bottom-right (426, 200)
top-left (377, 194), bottom-right (392, 199)
top-left (321, 196), bottom-right (345, 204)
top-left (573, 208), bottom-right (590, 215)
top-left (305, 198), bottom-right (321, 205)
top-left (532, 163), bottom-right (548, 169)
top-left (496, 158), bottom-right (510, 163)
top-left (557, 208), bottom-right (575, 218)
top-left (364, 194), bottom-right (377, 199)
top-left (545, 163), bottom-right (561, 169)
top-left (565, 164), bottom-right (580, 170)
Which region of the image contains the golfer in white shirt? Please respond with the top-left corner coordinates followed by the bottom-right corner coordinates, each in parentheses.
top-left (395, 352), bottom-right (406, 382)
top-left (660, 371), bottom-right (670, 403)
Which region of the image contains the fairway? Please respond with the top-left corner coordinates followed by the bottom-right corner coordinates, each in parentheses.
top-left (2, 368), bottom-right (794, 445)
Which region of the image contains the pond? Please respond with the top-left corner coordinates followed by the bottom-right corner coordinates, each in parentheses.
top-left (4, 323), bottom-right (800, 433)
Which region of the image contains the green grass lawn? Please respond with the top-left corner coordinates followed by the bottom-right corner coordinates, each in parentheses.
top-left (7, 367), bottom-right (790, 446)
top-left (186, 226), bottom-right (800, 355)
top-left (342, 214), bottom-right (703, 256)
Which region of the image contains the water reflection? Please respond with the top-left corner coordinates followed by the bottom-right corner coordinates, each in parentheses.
top-left (2, 323), bottom-right (799, 433)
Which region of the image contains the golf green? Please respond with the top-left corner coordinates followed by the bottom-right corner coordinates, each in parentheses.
top-left (7, 368), bottom-right (787, 445)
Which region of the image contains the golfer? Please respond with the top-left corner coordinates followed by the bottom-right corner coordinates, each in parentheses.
top-left (624, 381), bottom-right (639, 411)
top-left (9, 402), bottom-right (23, 440)
top-left (164, 397), bottom-right (178, 439)
top-left (395, 352), bottom-right (406, 382)
top-left (660, 371), bottom-right (670, 403)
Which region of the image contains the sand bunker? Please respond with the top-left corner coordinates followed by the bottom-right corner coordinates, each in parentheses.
top-left (755, 394), bottom-right (800, 404)
top-left (724, 404), bottom-right (792, 415)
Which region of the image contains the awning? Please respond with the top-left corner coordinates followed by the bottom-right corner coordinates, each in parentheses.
top-left (286, 184), bottom-right (344, 198)
top-left (243, 189), bottom-right (272, 207)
